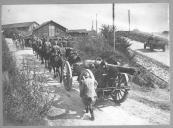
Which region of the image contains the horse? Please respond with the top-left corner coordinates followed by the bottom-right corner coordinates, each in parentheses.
top-left (65, 47), bottom-right (81, 65)
top-left (33, 39), bottom-right (40, 59)
top-left (32, 39), bottom-right (36, 54)
top-left (44, 40), bottom-right (52, 69)
top-left (37, 39), bottom-right (44, 63)
top-left (50, 45), bottom-right (63, 82)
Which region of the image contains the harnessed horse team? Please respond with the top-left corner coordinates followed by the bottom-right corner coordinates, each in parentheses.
top-left (31, 36), bottom-right (81, 80)
top-left (30, 35), bottom-right (98, 121)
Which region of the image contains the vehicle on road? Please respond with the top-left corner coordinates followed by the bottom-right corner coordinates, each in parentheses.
top-left (144, 36), bottom-right (166, 52)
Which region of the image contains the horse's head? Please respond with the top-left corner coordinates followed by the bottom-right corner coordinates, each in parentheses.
top-left (65, 48), bottom-right (73, 58)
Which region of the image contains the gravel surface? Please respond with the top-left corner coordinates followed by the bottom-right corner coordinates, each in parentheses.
top-left (128, 39), bottom-right (169, 84)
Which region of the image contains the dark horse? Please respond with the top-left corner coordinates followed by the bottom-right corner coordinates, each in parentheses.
top-left (50, 45), bottom-right (63, 82)
top-left (44, 40), bottom-right (52, 69)
top-left (65, 47), bottom-right (81, 65)
top-left (41, 38), bottom-right (51, 68)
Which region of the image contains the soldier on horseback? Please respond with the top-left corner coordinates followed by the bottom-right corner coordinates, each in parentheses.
top-left (44, 38), bottom-right (52, 69)
top-left (50, 40), bottom-right (63, 79)
top-left (65, 47), bottom-right (81, 65)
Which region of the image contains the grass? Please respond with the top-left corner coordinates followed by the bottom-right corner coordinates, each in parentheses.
top-left (74, 35), bottom-right (132, 65)
top-left (2, 36), bottom-right (55, 125)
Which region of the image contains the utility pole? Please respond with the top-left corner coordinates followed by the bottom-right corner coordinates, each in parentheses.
top-left (113, 3), bottom-right (115, 51)
top-left (91, 20), bottom-right (94, 31)
top-left (128, 9), bottom-right (131, 32)
top-left (96, 14), bottom-right (98, 34)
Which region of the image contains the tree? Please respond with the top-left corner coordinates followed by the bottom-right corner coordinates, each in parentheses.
top-left (100, 25), bottom-right (114, 45)
top-left (100, 24), bottom-right (131, 50)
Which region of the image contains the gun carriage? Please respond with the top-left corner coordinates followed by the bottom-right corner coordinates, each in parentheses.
top-left (62, 57), bottom-right (139, 104)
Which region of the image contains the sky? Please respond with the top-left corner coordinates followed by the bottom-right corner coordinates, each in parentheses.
top-left (2, 3), bottom-right (169, 33)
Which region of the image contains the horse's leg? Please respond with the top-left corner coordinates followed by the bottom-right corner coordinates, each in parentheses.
top-left (48, 57), bottom-right (51, 72)
top-left (36, 52), bottom-right (38, 58)
top-left (41, 53), bottom-right (44, 64)
top-left (44, 55), bottom-right (46, 67)
top-left (53, 67), bottom-right (56, 78)
top-left (59, 66), bottom-right (62, 83)
top-left (85, 105), bottom-right (89, 113)
top-left (45, 58), bottom-right (47, 68)
top-left (57, 66), bottom-right (62, 82)
top-left (41, 57), bottom-right (44, 64)
top-left (46, 55), bottom-right (48, 68)
top-left (60, 63), bottom-right (63, 83)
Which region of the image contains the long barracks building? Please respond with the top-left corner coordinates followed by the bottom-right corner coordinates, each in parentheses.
top-left (32, 20), bottom-right (68, 38)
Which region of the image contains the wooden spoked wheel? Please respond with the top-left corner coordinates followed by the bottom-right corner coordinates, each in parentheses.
top-left (63, 61), bottom-right (72, 91)
top-left (111, 73), bottom-right (129, 104)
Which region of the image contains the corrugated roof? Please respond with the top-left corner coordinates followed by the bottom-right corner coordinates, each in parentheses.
top-left (33, 20), bottom-right (67, 32)
top-left (2, 21), bottom-right (38, 29)
top-left (68, 29), bottom-right (88, 33)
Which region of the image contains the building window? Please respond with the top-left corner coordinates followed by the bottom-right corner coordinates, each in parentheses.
top-left (49, 24), bottom-right (55, 37)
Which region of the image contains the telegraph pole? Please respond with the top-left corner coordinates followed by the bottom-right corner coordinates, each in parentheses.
top-left (113, 3), bottom-right (115, 51)
top-left (128, 9), bottom-right (131, 32)
top-left (96, 13), bottom-right (98, 34)
top-left (91, 20), bottom-right (94, 30)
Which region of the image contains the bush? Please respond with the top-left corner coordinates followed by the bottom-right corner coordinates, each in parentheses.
top-left (2, 36), bottom-right (47, 125)
top-left (131, 64), bottom-right (155, 88)
top-left (73, 35), bottom-right (132, 65)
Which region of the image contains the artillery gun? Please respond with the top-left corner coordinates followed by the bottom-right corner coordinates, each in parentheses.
top-left (62, 57), bottom-right (139, 104)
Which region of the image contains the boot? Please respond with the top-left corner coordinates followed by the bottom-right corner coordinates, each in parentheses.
top-left (85, 106), bottom-right (89, 113)
top-left (90, 109), bottom-right (95, 121)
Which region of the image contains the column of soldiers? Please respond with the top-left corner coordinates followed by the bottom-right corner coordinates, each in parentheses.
top-left (30, 35), bottom-right (65, 78)
top-left (12, 33), bottom-right (25, 49)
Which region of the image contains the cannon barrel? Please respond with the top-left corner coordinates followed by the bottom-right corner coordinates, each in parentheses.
top-left (107, 64), bottom-right (138, 75)
top-left (75, 60), bottom-right (139, 76)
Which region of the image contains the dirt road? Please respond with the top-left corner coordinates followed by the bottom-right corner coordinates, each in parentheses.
top-left (6, 38), bottom-right (170, 126)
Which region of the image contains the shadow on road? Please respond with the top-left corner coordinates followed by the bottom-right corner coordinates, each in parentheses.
top-left (45, 84), bottom-right (122, 121)
top-left (136, 48), bottom-right (162, 53)
top-left (94, 98), bottom-right (121, 111)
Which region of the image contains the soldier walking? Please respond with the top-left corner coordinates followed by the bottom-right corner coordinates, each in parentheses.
top-left (79, 72), bottom-right (98, 121)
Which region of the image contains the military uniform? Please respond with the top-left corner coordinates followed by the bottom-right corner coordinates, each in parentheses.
top-left (79, 73), bottom-right (98, 120)
top-left (80, 77), bottom-right (97, 103)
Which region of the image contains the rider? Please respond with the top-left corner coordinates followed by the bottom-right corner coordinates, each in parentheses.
top-left (51, 40), bottom-right (62, 57)
top-left (45, 38), bottom-right (51, 49)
